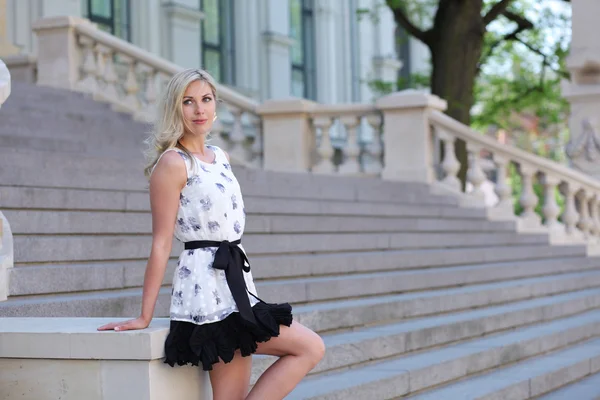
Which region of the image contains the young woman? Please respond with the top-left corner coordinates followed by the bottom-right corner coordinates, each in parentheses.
top-left (98, 68), bottom-right (325, 399)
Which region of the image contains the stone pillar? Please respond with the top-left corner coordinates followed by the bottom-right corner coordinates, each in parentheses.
top-left (376, 90), bottom-right (447, 182)
top-left (372, 5), bottom-right (402, 88)
top-left (262, 0), bottom-right (293, 99)
top-left (314, 0), bottom-right (339, 103)
top-left (32, 16), bottom-right (92, 90)
top-left (161, 2), bottom-right (204, 68)
top-left (0, 0), bottom-right (20, 57)
top-left (256, 98), bottom-right (316, 172)
top-left (233, 0), bottom-right (260, 98)
top-left (563, 0), bottom-right (600, 179)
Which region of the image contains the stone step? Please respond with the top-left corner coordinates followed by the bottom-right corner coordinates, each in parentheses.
top-left (10, 247), bottom-right (587, 296)
top-left (0, 148), bottom-right (461, 206)
top-left (251, 287), bottom-right (600, 384)
top-left (0, 185), bottom-right (484, 219)
top-left (287, 312), bottom-right (600, 400)
top-left (536, 373), bottom-right (600, 399)
top-left (4, 210), bottom-right (517, 235)
top-left (408, 337), bottom-right (600, 400)
top-left (12, 231), bottom-right (547, 264)
top-left (3, 267), bottom-right (600, 323)
top-left (256, 257), bottom-right (597, 304)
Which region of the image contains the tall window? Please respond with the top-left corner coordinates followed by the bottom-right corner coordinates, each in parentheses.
top-left (289, 0), bottom-right (316, 99)
top-left (86, 0), bottom-right (130, 41)
top-left (200, 0), bottom-right (235, 85)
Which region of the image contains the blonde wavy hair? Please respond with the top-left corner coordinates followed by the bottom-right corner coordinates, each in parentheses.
top-left (143, 68), bottom-right (218, 178)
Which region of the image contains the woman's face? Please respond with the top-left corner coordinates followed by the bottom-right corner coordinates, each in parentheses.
top-left (181, 79), bottom-right (216, 138)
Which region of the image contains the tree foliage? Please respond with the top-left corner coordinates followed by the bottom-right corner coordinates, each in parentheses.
top-left (365, 0), bottom-right (572, 182)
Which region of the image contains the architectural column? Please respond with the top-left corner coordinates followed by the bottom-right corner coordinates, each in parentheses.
top-left (314, 0), bottom-right (339, 103)
top-left (233, 0), bottom-right (260, 98)
top-left (131, 0), bottom-right (162, 55)
top-left (0, 0), bottom-right (20, 56)
top-left (372, 3), bottom-right (402, 88)
top-left (563, 0), bottom-right (600, 179)
top-left (261, 0), bottom-right (293, 99)
top-left (161, 1), bottom-right (204, 68)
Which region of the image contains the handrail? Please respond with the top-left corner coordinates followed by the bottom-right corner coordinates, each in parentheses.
top-left (74, 23), bottom-right (260, 113)
top-left (428, 109), bottom-right (600, 190)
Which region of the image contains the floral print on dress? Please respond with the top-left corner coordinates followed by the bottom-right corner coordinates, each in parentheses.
top-left (201, 165), bottom-right (211, 173)
top-left (208, 221), bottom-right (220, 233)
top-left (187, 175), bottom-right (201, 186)
top-left (212, 289), bottom-right (222, 305)
top-left (188, 217), bottom-right (202, 231)
top-left (194, 283), bottom-right (202, 295)
top-left (180, 194), bottom-right (190, 207)
top-left (178, 265), bottom-right (192, 279)
top-left (223, 163), bottom-right (231, 170)
top-left (172, 291), bottom-right (184, 306)
top-left (177, 218), bottom-right (190, 233)
top-left (215, 183), bottom-right (226, 193)
top-left (234, 221), bottom-right (241, 234)
top-left (199, 196), bottom-right (212, 211)
top-left (220, 172), bottom-right (233, 183)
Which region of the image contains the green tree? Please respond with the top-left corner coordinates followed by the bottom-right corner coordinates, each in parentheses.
top-left (379, 0), bottom-right (571, 187)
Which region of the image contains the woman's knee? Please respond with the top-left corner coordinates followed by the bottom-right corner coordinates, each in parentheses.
top-left (305, 331), bottom-right (326, 367)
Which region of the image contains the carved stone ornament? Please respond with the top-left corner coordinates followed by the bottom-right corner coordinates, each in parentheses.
top-left (566, 118), bottom-right (600, 163)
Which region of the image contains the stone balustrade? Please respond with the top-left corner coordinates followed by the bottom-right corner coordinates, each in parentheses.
top-left (31, 16), bottom-right (262, 167)
top-left (0, 318), bottom-right (211, 399)
top-left (257, 99), bottom-right (383, 174)
top-left (376, 90), bottom-right (600, 251)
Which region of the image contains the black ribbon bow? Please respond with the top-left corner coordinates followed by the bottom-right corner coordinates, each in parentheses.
top-left (184, 239), bottom-right (257, 326)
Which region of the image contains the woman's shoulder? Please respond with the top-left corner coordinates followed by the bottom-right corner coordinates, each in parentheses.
top-left (207, 145), bottom-right (230, 162)
top-left (152, 148), bottom-right (189, 177)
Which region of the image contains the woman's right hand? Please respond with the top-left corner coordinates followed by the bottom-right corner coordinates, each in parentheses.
top-left (97, 316), bottom-right (150, 332)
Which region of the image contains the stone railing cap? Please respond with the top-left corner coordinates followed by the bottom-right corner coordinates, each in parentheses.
top-left (376, 89), bottom-right (447, 111)
top-left (32, 15), bottom-right (93, 31)
top-left (0, 318), bottom-right (171, 360)
top-left (256, 97), bottom-right (318, 115)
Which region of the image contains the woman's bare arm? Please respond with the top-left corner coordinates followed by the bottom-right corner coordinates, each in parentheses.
top-left (98, 151), bottom-right (186, 331)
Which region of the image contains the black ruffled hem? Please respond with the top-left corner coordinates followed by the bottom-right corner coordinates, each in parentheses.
top-left (164, 301), bottom-right (293, 371)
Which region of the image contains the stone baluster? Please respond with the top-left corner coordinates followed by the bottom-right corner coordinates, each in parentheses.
top-left (134, 65), bottom-right (157, 122)
top-left (518, 164), bottom-right (541, 229)
top-left (338, 115), bottom-right (361, 175)
top-left (225, 104), bottom-right (247, 163)
top-left (363, 114), bottom-right (384, 175)
top-left (249, 115), bottom-right (263, 168)
top-left (589, 195), bottom-right (600, 238)
top-left (117, 55), bottom-right (140, 112)
top-left (312, 117), bottom-right (335, 174)
top-left (96, 45), bottom-right (119, 103)
top-left (577, 189), bottom-right (592, 238)
top-left (76, 36), bottom-right (98, 93)
top-left (562, 182), bottom-right (580, 235)
top-left (436, 127), bottom-right (461, 192)
top-left (466, 143), bottom-right (486, 204)
top-left (542, 175), bottom-right (562, 231)
top-left (491, 155), bottom-right (515, 218)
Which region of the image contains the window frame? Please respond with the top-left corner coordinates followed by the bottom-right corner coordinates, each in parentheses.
top-left (290, 0), bottom-right (316, 100)
top-left (200, 0), bottom-right (235, 85)
top-left (86, 0), bottom-right (131, 41)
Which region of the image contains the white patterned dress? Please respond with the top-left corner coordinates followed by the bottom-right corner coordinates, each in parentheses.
top-left (160, 145), bottom-right (292, 371)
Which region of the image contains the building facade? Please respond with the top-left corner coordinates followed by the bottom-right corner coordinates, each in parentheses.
top-left (4, 0), bottom-right (418, 104)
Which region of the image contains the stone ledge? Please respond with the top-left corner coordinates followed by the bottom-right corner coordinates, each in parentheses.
top-left (0, 317), bottom-right (170, 360)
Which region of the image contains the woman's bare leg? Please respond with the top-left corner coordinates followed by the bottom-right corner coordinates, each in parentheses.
top-left (209, 350), bottom-right (252, 400)
top-left (246, 321), bottom-right (325, 400)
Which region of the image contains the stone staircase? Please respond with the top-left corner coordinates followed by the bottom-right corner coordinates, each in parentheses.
top-left (3, 84), bottom-right (600, 399)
